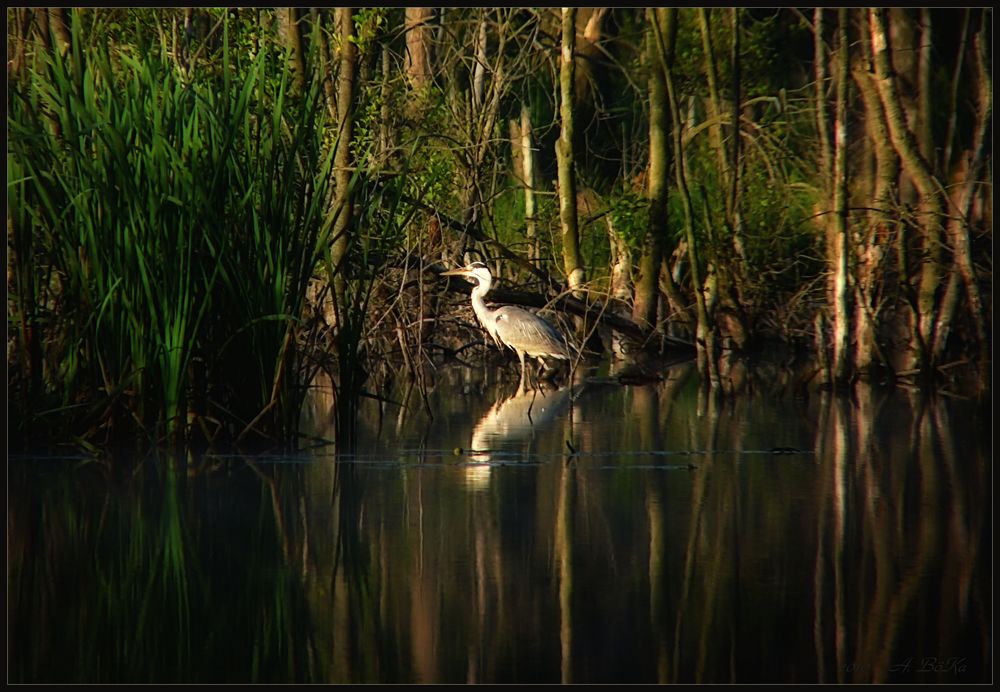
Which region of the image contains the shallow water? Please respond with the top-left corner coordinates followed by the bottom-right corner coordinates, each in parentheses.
top-left (7, 363), bottom-right (991, 683)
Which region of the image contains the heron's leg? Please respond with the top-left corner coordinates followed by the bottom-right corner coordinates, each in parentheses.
top-left (532, 359), bottom-right (544, 392)
top-left (535, 358), bottom-right (549, 387)
top-left (517, 351), bottom-right (527, 395)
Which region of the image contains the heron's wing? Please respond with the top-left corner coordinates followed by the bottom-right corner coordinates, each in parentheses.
top-left (494, 306), bottom-right (570, 359)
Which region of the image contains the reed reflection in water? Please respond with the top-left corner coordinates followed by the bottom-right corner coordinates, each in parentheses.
top-left (8, 365), bottom-right (990, 683)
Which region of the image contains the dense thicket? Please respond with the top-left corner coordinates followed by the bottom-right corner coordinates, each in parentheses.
top-left (6, 8), bottom-right (991, 450)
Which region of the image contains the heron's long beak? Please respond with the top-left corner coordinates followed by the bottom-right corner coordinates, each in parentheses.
top-left (441, 266), bottom-right (472, 278)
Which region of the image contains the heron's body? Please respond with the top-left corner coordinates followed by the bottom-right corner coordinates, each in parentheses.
top-left (443, 262), bottom-right (570, 392)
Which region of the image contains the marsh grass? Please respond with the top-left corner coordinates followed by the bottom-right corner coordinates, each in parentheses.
top-left (8, 15), bottom-right (339, 451)
top-left (7, 454), bottom-right (319, 683)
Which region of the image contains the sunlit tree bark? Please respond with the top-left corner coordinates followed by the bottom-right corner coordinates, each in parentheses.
top-left (404, 7), bottom-right (434, 92)
top-left (830, 9), bottom-right (850, 383)
top-left (557, 8), bottom-right (584, 296)
top-left (941, 10), bottom-right (971, 176)
top-left (851, 16), bottom-right (900, 378)
top-left (932, 17), bottom-right (990, 374)
top-left (331, 7), bottom-right (357, 312)
top-left (518, 104), bottom-right (539, 266)
top-left (868, 8), bottom-right (945, 373)
top-left (916, 9), bottom-right (933, 165)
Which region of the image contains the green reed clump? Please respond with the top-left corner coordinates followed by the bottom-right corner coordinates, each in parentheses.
top-left (7, 16), bottom-right (336, 450)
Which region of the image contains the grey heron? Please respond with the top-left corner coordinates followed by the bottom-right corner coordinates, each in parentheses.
top-left (442, 262), bottom-right (571, 393)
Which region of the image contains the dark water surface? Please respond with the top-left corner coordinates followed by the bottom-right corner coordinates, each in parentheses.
top-left (8, 363), bottom-right (991, 683)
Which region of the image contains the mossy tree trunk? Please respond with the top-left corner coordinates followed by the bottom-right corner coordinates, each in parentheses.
top-left (632, 7), bottom-right (673, 333)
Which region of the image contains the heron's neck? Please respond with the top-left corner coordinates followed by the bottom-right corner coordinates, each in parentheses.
top-left (471, 282), bottom-right (495, 329)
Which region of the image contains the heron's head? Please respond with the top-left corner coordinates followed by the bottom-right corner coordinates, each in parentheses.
top-left (441, 261), bottom-right (493, 288)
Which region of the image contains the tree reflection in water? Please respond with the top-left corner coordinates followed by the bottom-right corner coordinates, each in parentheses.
top-left (8, 366), bottom-right (990, 683)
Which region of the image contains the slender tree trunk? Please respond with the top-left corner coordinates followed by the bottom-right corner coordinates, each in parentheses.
top-left (517, 104), bottom-right (539, 266)
top-left (656, 8), bottom-right (718, 386)
top-left (48, 8), bottom-right (71, 57)
top-left (851, 20), bottom-right (900, 378)
top-left (472, 19), bottom-right (487, 110)
top-left (814, 9), bottom-right (837, 381)
top-left (814, 9), bottom-right (833, 275)
top-left (942, 10), bottom-right (971, 176)
top-left (830, 9), bottom-right (850, 384)
top-left (608, 216), bottom-right (632, 305)
top-left (658, 257), bottom-right (688, 332)
top-left (633, 7), bottom-right (672, 332)
top-left (696, 9), bottom-right (730, 198)
top-left (404, 8), bottom-right (434, 92)
top-left (331, 8), bottom-right (357, 314)
top-left (697, 8), bottom-right (747, 273)
top-left (379, 43), bottom-right (396, 164)
top-left (727, 8), bottom-right (746, 263)
top-left (916, 9), bottom-right (933, 167)
top-left (868, 8), bottom-right (945, 372)
top-left (8, 8), bottom-right (35, 79)
top-left (932, 18), bottom-right (990, 375)
top-left (557, 7), bottom-right (584, 295)
top-left (311, 9), bottom-right (338, 121)
top-left (278, 7), bottom-right (305, 94)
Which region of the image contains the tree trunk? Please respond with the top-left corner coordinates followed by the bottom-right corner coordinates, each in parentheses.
top-left (511, 104), bottom-right (540, 266)
top-left (48, 8), bottom-right (71, 57)
top-left (696, 9), bottom-right (748, 269)
top-left (932, 18), bottom-right (990, 375)
top-left (380, 43), bottom-right (396, 160)
top-left (557, 7), bottom-right (584, 295)
top-left (727, 8), bottom-right (746, 264)
top-left (331, 7), bottom-right (357, 314)
top-left (830, 8), bottom-right (850, 384)
top-left (941, 10), bottom-right (971, 176)
top-left (472, 19), bottom-right (487, 110)
top-left (633, 7), bottom-right (672, 332)
top-left (868, 8), bottom-right (945, 373)
top-left (696, 9), bottom-right (730, 198)
top-left (814, 9), bottom-right (833, 284)
top-left (656, 8), bottom-right (718, 386)
top-left (916, 9), bottom-right (933, 166)
top-left (278, 8), bottom-right (305, 94)
top-left (8, 8), bottom-right (35, 79)
top-left (682, 11), bottom-right (746, 357)
top-left (851, 18), bottom-right (900, 378)
top-left (311, 9), bottom-right (338, 121)
top-left (404, 8), bottom-right (434, 92)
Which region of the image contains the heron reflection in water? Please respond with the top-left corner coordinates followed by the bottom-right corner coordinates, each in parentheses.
top-left (461, 384), bottom-right (574, 492)
top-left (441, 262), bottom-right (572, 394)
